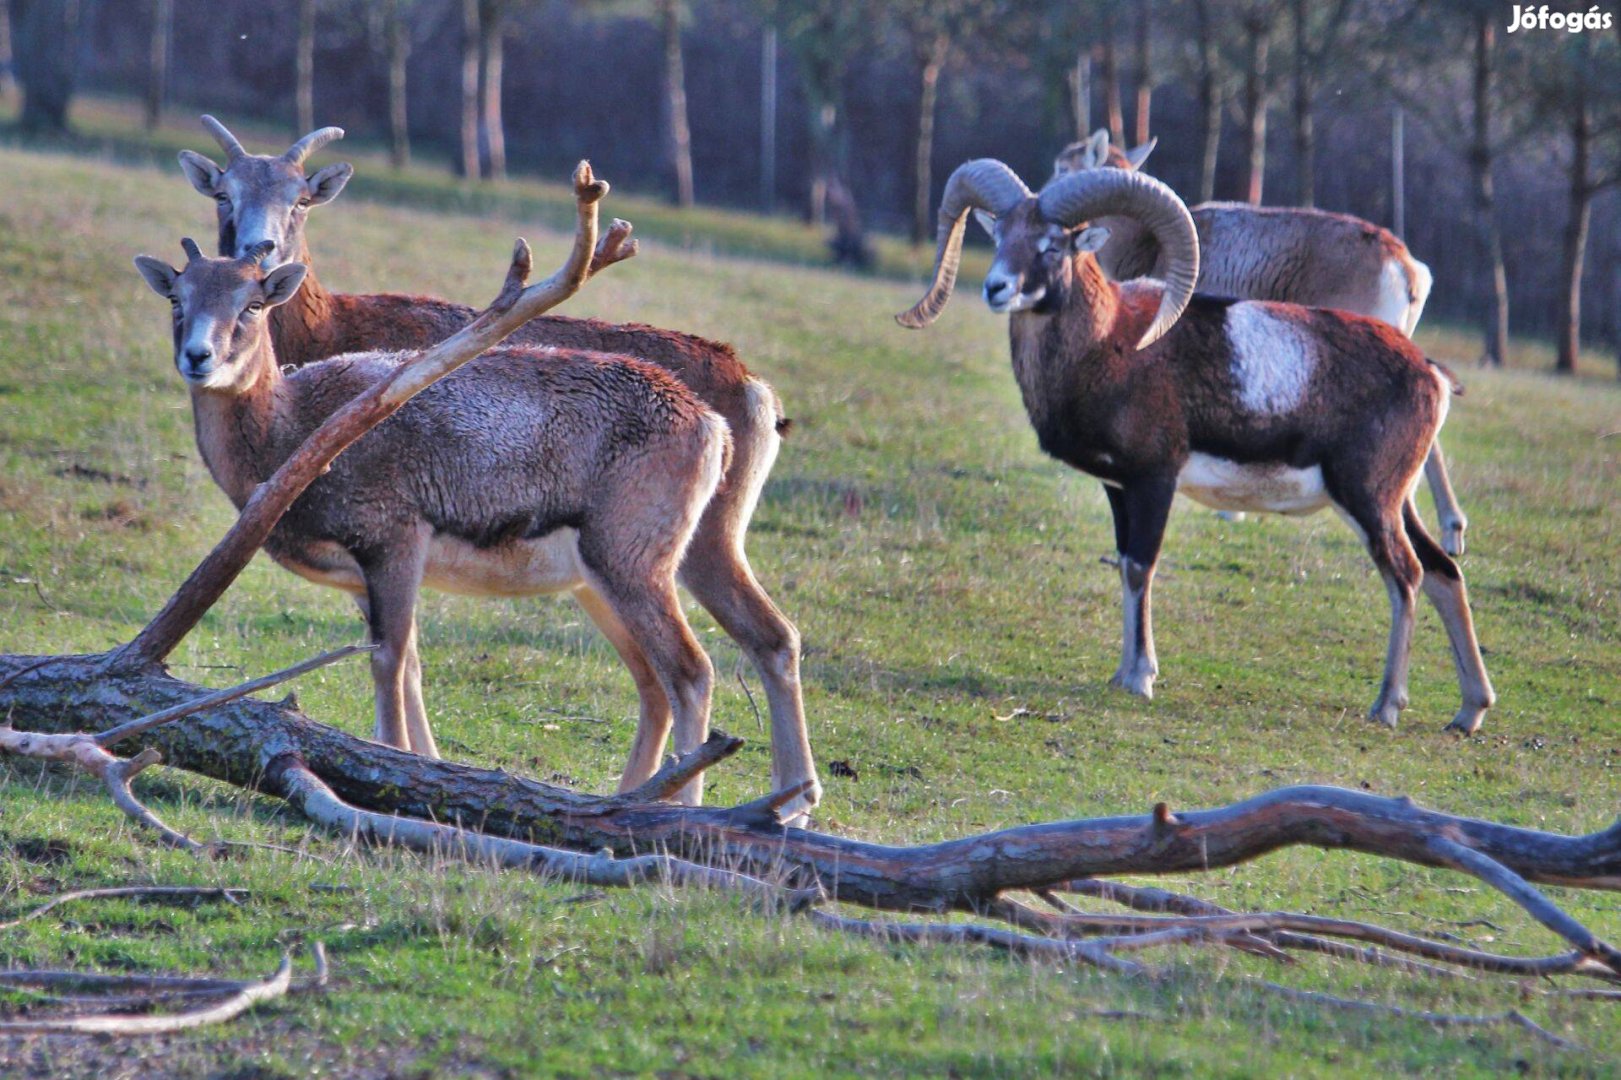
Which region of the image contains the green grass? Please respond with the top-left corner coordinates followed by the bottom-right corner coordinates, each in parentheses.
top-left (0, 135), bottom-right (1617, 1077)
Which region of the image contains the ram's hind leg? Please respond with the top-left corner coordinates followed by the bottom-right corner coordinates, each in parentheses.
top-left (1403, 501), bottom-right (1495, 734)
top-left (1336, 498), bottom-right (1419, 729)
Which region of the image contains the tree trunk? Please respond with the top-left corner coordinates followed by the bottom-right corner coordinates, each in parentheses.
top-left (0, 1), bottom-right (13, 99)
top-left (478, 0), bottom-right (505, 181)
top-left (1070, 49), bottom-right (1090, 138)
top-left (1194, 0), bottom-right (1220, 203)
top-left (1131, 0), bottom-right (1151, 147)
top-left (295, 0), bottom-right (314, 136)
top-left (143, 0), bottom-right (170, 131)
top-left (660, 0), bottom-right (693, 207)
top-left (912, 31), bottom-right (948, 247)
top-left (760, 27), bottom-right (776, 212)
top-left (1241, 14), bottom-right (1269, 205)
top-left (1556, 54), bottom-right (1591, 376)
top-left (8, 0), bottom-right (76, 134)
top-left (386, 0), bottom-right (410, 170)
top-left (1290, 0), bottom-right (1313, 207)
top-left (459, 0), bottom-right (479, 178)
top-left (1098, 9), bottom-right (1124, 146)
top-left (1470, 12), bottom-right (1508, 367)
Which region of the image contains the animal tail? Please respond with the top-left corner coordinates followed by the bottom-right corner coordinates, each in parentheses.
top-left (1427, 357), bottom-right (1464, 396)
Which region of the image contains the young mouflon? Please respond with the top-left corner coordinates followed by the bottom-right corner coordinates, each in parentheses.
top-left (898, 161), bottom-right (1495, 735)
top-left (177, 115), bottom-right (820, 818)
top-left (135, 239), bottom-right (734, 804)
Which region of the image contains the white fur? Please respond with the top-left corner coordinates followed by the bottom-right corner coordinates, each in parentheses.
top-left (1178, 453), bottom-right (1330, 516)
top-left (1223, 305), bottom-right (1316, 415)
top-left (1373, 258), bottom-right (1412, 331)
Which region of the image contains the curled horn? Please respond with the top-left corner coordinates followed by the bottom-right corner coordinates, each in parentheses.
top-left (242, 240), bottom-right (276, 266)
top-left (896, 159), bottom-right (1032, 329)
top-left (180, 237), bottom-right (204, 263)
top-left (284, 126), bottom-right (345, 167)
top-left (1037, 169), bottom-right (1199, 349)
top-left (200, 115), bottom-right (246, 160)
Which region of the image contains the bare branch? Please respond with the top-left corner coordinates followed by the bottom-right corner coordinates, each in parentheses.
top-left (622, 731), bottom-right (745, 802)
top-left (0, 885), bottom-right (245, 932)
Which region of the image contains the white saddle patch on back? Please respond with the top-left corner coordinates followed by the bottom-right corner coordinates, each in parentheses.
top-left (1224, 305), bottom-right (1316, 415)
top-left (1178, 453), bottom-right (1330, 516)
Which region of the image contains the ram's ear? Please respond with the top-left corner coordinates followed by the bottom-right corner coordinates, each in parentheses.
top-left (305, 163), bottom-right (354, 206)
top-left (1072, 226), bottom-right (1111, 254)
top-left (133, 256), bottom-right (179, 298)
top-left (1084, 129), bottom-right (1111, 168)
top-left (1124, 137), bottom-right (1157, 170)
top-left (261, 263), bottom-right (309, 308)
top-left (178, 150), bottom-right (223, 196)
top-left (973, 209), bottom-right (998, 240)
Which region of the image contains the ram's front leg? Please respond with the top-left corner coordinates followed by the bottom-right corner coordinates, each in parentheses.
top-left (1103, 478), bottom-right (1175, 699)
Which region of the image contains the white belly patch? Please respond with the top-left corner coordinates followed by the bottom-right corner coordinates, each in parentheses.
top-left (423, 528), bottom-right (585, 597)
top-left (1178, 453), bottom-right (1329, 516)
top-left (273, 531), bottom-right (586, 598)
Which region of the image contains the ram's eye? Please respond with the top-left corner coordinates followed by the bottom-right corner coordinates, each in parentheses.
top-left (245, 301), bottom-right (264, 317)
top-left (214, 193), bottom-right (230, 205)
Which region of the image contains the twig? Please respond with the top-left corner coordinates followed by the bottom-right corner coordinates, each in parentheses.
top-left (95, 644), bottom-right (375, 749)
top-left (736, 664), bottom-right (764, 735)
top-left (0, 885), bottom-right (246, 931)
top-left (806, 910), bottom-right (1144, 974)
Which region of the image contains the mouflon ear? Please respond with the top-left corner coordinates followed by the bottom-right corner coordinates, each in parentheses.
top-left (973, 209), bottom-right (999, 240)
top-left (133, 256), bottom-right (180, 298)
top-left (177, 150), bottom-right (224, 196)
top-left (261, 263), bottom-right (309, 308)
top-left (1072, 225), bottom-right (1111, 254)
top-left (305, 162), bottom-right (354, 206)
top-left (1083, 129), bottom-right (1111, 168)
top-left (1124, 137), bottom-right (1158, 170)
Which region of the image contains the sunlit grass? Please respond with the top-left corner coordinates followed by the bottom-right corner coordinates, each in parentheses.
top-left (0, 139), bottom-right (1616, 1076)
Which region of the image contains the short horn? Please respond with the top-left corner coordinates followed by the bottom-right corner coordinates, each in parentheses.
top-left (284, 126), bottom-right (345, 167)
top-left (1037, 169), bottom-right (1198, 350)
top-left (200, 115), bottom-right (246, 160)
top-left (896, 159), bottom-right (1032, 329)
top-left (180, 237), bottom-right (204, 263)
top-left (243, 240), bottom-right (276, 266)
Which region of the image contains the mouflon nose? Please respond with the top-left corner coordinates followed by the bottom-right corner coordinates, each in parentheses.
top-left (984, 277), bottom-right (1014, 304)
top-left (239, 241), bottom-right (275, 263)
top-left (184, 345), bottom-right (214, 369)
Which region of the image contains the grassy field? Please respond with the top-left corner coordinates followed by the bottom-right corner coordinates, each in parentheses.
top-left (0, 121), bottom-right (1617, 1077)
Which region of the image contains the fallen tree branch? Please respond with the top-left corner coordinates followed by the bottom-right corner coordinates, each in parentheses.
top-left (0, 885), bottom-right (245, 931)
top-left (0, 953), bottom-right (296, 1036)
